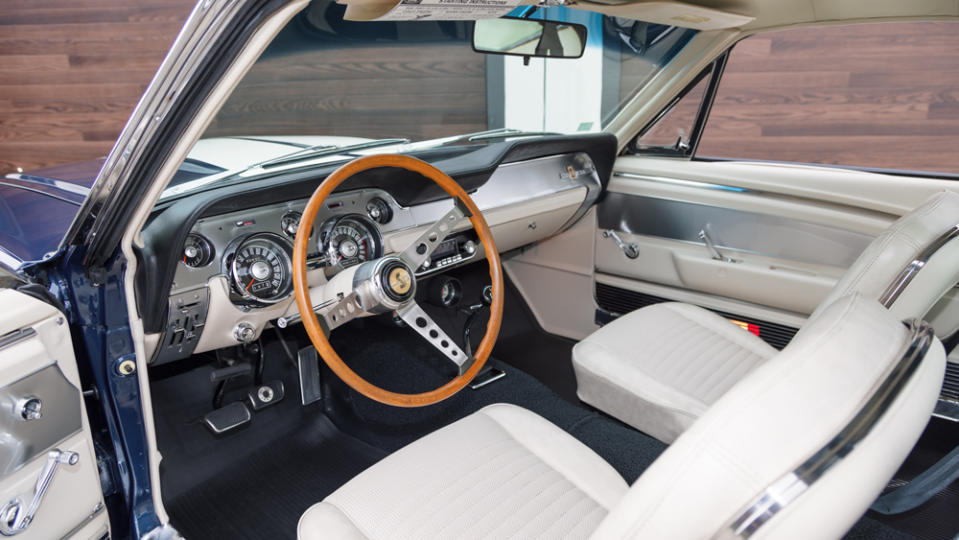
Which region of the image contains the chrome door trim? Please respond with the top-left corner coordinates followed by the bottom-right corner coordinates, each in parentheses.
top-left (0, 364), bottom-right (83, 480)
top-left (61, 502), bottom-right (105, 539)
top-left (597, 192), bottom-right (873, 268)
top-left (718, 319), bottom-right (935, 539)
top-left (612, 171), bottom-right (755, 194)
top-left (879, 224), bottom-right (959, 308)
top-left (0, 328), bottom-right (35, 352)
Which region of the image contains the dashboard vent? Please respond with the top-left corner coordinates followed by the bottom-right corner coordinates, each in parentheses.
top-left (943, 361), bottom-right (959, 402)
top-left (595, 283), bottom-right (799, 350)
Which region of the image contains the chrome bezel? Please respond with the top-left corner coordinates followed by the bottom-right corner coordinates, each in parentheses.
top-left (226, 232), bottom-right (294, 306)
top-left (319, 214), bottom-right (383, 272)
top-left (183, 233), bottom-right (216, 268)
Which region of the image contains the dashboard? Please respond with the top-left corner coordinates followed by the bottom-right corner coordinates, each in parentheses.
top-left (139, 134), bottom-right (616, 364)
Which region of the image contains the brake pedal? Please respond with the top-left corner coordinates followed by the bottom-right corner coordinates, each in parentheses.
top-left (247, 380), bottom-right (285, 411)
top-left (203, 402), bottom-right (252, 435)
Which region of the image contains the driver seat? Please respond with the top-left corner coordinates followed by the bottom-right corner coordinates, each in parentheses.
top-left (298, 294), bottom-right (944, 540)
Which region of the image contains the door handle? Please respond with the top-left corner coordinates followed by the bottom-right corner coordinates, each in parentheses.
top-left (698, 228), bottom-right (736, 263)
top-left (0, 449), bottom-right (79, 536)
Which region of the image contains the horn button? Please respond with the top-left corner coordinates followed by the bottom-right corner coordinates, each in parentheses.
top-left (381, 260), bottom-right (415, 302)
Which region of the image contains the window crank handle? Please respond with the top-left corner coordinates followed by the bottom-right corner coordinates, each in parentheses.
top-left (603, 230), bottom-right (639, 259)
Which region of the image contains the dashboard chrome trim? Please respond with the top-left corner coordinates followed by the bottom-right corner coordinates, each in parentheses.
top-left (169, 153), bottom-right (594, 298)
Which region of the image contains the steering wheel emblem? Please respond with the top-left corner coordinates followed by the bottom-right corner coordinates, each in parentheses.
top-left (388, 266), bottom-right (412, 296)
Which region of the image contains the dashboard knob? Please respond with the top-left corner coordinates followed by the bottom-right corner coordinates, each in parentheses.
top-left (234, 322), bottom-right (257, 344)
top-left (464, 240), bottom-right (476, 255)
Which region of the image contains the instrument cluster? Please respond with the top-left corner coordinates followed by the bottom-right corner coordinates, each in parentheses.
top-left (177, 193), bottom-right (395, 308)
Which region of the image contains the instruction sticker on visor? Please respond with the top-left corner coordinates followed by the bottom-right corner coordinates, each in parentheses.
top-left (376, 0), bottom-right (523, 21)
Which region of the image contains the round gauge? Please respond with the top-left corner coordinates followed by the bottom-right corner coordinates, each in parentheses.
top-left (319, 215), bottom-right (382, 270)
top-left (440, 279), bottom-right (461, 306)
top-left (230, 233), bottom-right (293, 304)
top-left (182, 234), bottom-right (214, 268)
top-left (280, 211), bottom-right (302, 238)
top-left (366, 197), bottom-right (393, 225)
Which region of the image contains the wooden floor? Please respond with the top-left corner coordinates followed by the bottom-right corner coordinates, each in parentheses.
top-left (1, 6), bottom-right (957, 177)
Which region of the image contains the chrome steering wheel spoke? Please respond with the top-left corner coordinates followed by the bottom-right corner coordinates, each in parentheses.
top-left (400, 204), bottom-right (466, 271)
top-left (397, 301), bottom-right (474, 375)
top-left (320, 292), bottom-right (364, 333)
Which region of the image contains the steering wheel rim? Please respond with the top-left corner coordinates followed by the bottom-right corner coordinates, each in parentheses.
top-left (292, 154), bottom-right (504, 407)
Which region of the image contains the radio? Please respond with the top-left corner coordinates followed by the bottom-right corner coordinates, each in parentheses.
top-left (417, 233), bottom-right (477, 275)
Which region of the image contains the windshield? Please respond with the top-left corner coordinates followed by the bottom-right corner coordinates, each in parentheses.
top-left (170, 0), bottom-right (696, 197)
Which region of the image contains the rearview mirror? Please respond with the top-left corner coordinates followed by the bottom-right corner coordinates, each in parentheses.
top-left (473, 17), bottom-right (587, 59)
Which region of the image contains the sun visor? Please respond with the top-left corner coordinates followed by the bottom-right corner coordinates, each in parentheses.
top-left (575, 1), bottom-right (753, 30)
top-left (339, 0), bottom-right (536, 21)
top-left (340, 0), bottom-right (753, 29)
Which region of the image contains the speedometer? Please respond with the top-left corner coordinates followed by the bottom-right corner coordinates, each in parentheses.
top-left (319, 215), bottom-right (382, 271)
top-left (230, 233), bottom-right (293, 304)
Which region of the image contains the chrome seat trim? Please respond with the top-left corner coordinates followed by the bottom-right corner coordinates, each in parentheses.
top-left (879, 224), bottom-right (959, 308)
top-left (718, 319), bottom-right (936, 539)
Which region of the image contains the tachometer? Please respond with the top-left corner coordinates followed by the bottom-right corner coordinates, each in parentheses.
top-left (319, 215), bottom-right (381, 271)
top-left (230, 233), bottom-right (293, 304)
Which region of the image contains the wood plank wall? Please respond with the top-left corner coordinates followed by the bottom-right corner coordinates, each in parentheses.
top-left (697, 22), bottom-right (959, 175)
top-left (2, 6), bottom-right (957, 177)
top-left (205, 43), bottom-right (487, 143)
top-left (0, 0), bottom-right (196, 174)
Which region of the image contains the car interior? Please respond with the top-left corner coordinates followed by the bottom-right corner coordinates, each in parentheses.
top-left (99, 0), bottom-right (959, 538)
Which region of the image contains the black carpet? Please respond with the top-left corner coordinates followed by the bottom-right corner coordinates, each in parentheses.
top-left (151, 303), bottom-right (951, 540)
top-left (326, 317), bottom-right (667, 483)
top-left (864, 418), bottom-right (959, 540)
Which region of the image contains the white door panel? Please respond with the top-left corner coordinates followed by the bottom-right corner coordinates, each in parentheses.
top-left (616, 156), bottom-right (959, 216)
top-left (0, 290), bottom-right (109, 539)
top-left (600, 155), bottom-right (959, 336)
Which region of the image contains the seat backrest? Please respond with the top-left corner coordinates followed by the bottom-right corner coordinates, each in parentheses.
top-left (811, 190), bottom-right (959, 329)
top-left (592, 294), bottom-right (945, 540)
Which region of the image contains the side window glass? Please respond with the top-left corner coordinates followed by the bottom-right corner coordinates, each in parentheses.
top-left (696, 22), bottom-right (959, 176)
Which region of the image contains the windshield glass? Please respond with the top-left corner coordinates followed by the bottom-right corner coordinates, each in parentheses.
top-left (170, 0), bottom-right (696, 197)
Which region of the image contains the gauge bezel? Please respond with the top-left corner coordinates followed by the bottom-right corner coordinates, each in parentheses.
top-left (182, 233), bottom-right (215, 268)
top-left (227, 232), bottom-right (295, 306)
top-left (318, 214), bottom-right (383, 271)
top-left (280, 211), bottom-right (303, 239)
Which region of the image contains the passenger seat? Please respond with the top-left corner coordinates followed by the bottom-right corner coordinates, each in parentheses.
top-left (573, 190), bottom-right (959, 443)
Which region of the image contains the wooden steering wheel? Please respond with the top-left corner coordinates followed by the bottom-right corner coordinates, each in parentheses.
top-left (292, 154), bottom-right (504, 407)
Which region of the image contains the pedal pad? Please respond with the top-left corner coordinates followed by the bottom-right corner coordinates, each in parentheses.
top-left (247, 380), bottom-right (285, 411)
top-left (297, 346), bottom-right (322, 405)
top-left (470, 366), bottom-right (506, 390)
top-left (203, 402), bottom-right (251, 435)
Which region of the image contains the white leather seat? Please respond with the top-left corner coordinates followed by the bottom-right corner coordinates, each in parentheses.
top-left (298, 403), bottom-right (629, 540)
top-left (574, 190), bottom-right (959, 443)
top-left (299, 295), bottom-right (945, 540)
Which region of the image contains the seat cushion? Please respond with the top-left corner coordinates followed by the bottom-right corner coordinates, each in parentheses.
top-left (573, 302), bottom-right (776, 443)
top-left (592, 294), bottom-right (945, 539)
top-left (298, 403), bottom-right (629, 540)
